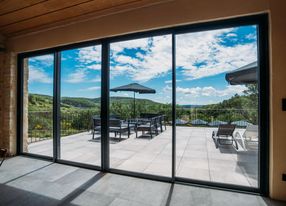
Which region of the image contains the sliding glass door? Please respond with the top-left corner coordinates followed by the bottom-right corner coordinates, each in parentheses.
top-left (175, 25), bottom-right (259, 188)
top-left (109, 35), bottom-right (173, 177)
top-left (23, 54), bottom-right (54, 157)
top-left (59, 45), bottom-right (102, 166)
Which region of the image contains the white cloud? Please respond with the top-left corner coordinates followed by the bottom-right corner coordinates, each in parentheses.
top-left (109, 27), bottom-right (257, 82)
top-left (87, 64), bottom-right (101, 70)
top-left (78, 86), bottom-right (100, 91)
top-left (28, 66), bottom-right (52, 83)
top-left (165, 79), bottom-right (182, 84)
top-left (64, 46), bottom-right (102, 83)
top-left (65, 69), bottom-right (87, 83)
top-left (110, 35), bottom-right (172, 82)
top-left (164, 85), bottom-right (246, 97)
top-left (245, 33), bottom-right (257, 40)
top-left (90, 75), bottom-right (101, 83)
top-left (176, 28), bottom-right (257, 80)
top-left (29, 54), bottom-right (54, 67)
top-left (111, 38), bottom-right (150, 54)
top-left (77, 46), bottom-right (101, 64)
top-left (226, 33), bottom-right (237, 37)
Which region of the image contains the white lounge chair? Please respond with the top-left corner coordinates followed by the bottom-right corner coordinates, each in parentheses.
top-left (235, 125), bottom-right (258, 151)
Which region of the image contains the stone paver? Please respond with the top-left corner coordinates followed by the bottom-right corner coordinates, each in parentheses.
top-left (28, 126), bottom-right (258, 187)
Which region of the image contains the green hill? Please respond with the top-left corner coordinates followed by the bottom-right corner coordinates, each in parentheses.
top-left (28, 93), bottom-right (163, 111)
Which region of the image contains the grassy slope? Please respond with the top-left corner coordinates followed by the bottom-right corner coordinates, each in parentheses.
top-left (29, 94), bottom-right (163, 111)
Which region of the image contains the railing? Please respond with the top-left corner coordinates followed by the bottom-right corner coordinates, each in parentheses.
top-left (28, 111), bottom-right (52, 143)
top-left (27, 108), bottom-right (257, 144)
top-left (28, 110), bottom-right (96, 144)
top-left (178, 108), bottom-right (258, 127)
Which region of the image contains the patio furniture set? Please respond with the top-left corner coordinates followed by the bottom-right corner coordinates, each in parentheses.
top-left (92, 113), bottom-right (167, 141)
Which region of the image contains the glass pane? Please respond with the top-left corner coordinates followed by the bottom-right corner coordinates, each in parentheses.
top-left (175, 25), bottom-right (259, 187)
top-left (24, 54), bottom-right (54, 157)
top-left (60, 45), bottom-right (101, 166)
top-left (109, 35), bottom-right (173, 177)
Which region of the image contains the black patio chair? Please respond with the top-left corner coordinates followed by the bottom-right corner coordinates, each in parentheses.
top-left (136, 117), bottom-right (158, 139)
top-left (92, 117), bottom-right (101, 139)
top-left (212, 124), bottom-right (238, 149)
top-left (0, 148), bottom-right (8, 167)
top-left (109, 119), bottom-right (130, 140)
top-left (140, 113), bottom-right (166, 132)
top-left (159, 115), bottom-right (167, 132)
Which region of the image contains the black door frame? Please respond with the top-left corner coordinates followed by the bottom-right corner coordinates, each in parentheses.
top-left (17, 13), bottom-right (269, 195)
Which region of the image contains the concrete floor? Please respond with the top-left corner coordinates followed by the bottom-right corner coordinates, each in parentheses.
top-left (28, 126), bottom-right (258, 187)
top-left (0, 157), bottom-right (285, 206)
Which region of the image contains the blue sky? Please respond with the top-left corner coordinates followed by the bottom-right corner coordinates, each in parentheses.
top-left (28, 25), bottom-right (257, 105)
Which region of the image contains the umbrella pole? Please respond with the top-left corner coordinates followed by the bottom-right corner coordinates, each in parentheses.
top-left (133, 92), bottom-right (136, 118)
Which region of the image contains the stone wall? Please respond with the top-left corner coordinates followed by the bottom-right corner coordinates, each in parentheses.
top-left (0, 52), bottom-right (17, 155)
top-left (23, 59), bottom-right (28, 153)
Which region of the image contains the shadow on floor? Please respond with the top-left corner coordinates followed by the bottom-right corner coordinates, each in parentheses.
top-left (0, 184), bottom-right (78, 206)
top-left (58, 172), bottom-right (106, 205)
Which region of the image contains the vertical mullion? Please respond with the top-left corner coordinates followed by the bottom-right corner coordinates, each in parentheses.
top-left (101, 41), bottom-right (110, 171)
top-left (53, 52), bottom-right (61, 161)
top-left (257, 16), bottom-right (269, 196)
top-left (17, 56), bottom-right (24, 155)
top-left (172, 33), bottom-right (176, 181)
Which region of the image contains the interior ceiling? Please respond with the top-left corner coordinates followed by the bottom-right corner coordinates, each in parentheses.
top-left (0, 0), bottom-right (168, 38)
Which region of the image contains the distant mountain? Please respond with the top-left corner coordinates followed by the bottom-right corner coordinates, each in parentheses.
top-left (61, 97), bottom-right (99, 108)
top-left (29, 94), bottom-right (163, 111)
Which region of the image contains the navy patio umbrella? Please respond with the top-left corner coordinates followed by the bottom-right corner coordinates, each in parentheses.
top-left (225, 61), bottom-right (257, 85)
top-left (110, 83), bottom-right (156, 118)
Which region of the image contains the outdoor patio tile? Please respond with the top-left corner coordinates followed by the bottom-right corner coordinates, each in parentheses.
top-left (176, 168), bottom-right (211, 181)
top-left (182, 150), bottom-right (208, 159)
top-left (210, 169), bottom-right (250, 186)
top-left (185, 145), bottom-right (208, 152)
top-left (110, 149), bottom-right (135, 160)
top-left (207, 151), bottom-right (237, 161)
top-left (144, 162), bottom-right (172, 177)
top-left (62, 153), bottom-right (100, 165)
top-left (176, 147), bottom-right (187, 155)
top-left (116, 159), bottom-right (151, 172)
top-left (110, 158), bottom-right (125, 168)
top-left (208, 159), bottom-right (243, 172)
top-left (179, 157), bottom-right (210, 170)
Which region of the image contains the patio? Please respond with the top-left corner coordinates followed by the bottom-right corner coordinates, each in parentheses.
top-left (28, 126), bottom-right (258, 188)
